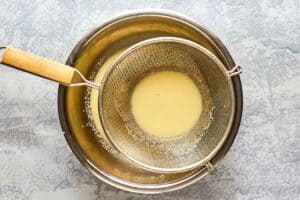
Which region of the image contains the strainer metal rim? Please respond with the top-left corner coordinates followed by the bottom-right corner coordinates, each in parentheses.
top-left (98, 36), bottom-right (236, 173)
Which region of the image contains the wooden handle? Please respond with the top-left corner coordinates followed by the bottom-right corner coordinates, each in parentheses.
top-left (2, 47), bottom-right (75, 85)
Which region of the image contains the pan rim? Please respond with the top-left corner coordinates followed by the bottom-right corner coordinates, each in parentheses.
top-left (57, 9), bottom-right (243, 194)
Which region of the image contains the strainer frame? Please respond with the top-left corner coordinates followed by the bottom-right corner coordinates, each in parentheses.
top-left (98, 36), bottom-right (237, 173)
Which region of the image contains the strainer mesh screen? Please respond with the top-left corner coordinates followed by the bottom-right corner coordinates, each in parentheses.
top-left (100, 40), bottom-right (233, 171)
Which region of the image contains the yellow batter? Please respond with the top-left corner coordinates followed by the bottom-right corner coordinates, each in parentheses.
top-left (90, 50), bottom-right (124, 142)
top-left (131, 71), bottom-right (202, 138)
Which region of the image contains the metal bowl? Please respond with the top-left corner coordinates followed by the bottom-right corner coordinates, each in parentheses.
top-left (58, 10), bottom-right (243, 194)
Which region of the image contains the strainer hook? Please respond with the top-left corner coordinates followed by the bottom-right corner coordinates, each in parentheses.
top-left (228, 65), bottom-right (242, 77)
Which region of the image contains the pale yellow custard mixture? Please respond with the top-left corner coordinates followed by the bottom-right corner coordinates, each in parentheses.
top-left (90, 50), bottom-right (124, 142)
top-left (131, 71), bottom-right (202, 138)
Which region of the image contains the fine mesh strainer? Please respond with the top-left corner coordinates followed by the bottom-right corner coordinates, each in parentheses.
top-left (99, 37), bottom-right (241, 173)
top-left (0, 37), bottom-right (241, 173)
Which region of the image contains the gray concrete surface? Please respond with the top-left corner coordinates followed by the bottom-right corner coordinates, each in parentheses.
top-left (0, 0), bottom-right (299, 199)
